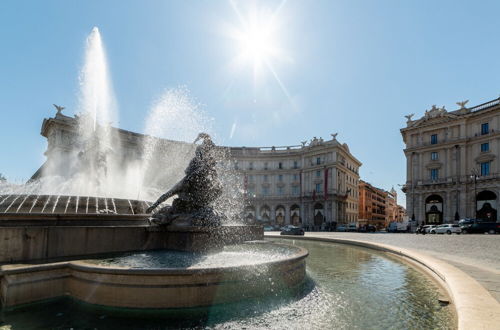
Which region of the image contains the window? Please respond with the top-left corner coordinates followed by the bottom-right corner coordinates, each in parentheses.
top-left (481, 123), bottom-right (489, 135)
top-left (264, 162), bottom-right (268, 170)
top-left (430, 169), bottom-right (439, 181)
top-left (481, 162), bottom-right (490, 176)
top-left (293, 161), bottom-right (298, 169)
top-left (316, 157), bottom-right (321, 165)
top-left (292, 185), bottom-right (300, 195)
top-left (430, 134), bottom-right (438, 145)
top-left (248, 175), bottom-right (254, 183)
top-left (316, 170), bottom-right (321, 178)
top-left (481, 143), bottom-right (489, 152)
top-left (315, 183), bottom-right (322, 193)
top-left (263, 175), bottom-right (268, 182)
top-left (234, 162), bottom-right (239, 170)
top-left (262, 187), bottom-right (270, 195)
top-left (247, 188), bottom-right (255, 196)
top-left (249, 162), bottom-right (253, 170)
top-left (431, 152), bottom-right (438, 161)
top-left (278, 174), bottom-right (283, 182)
top-left (278, 162), bottom-right (283, 169)
top-left (293, 174), bottom-right (299, 181)
top-left (277, 186), bottom-right (284, 195)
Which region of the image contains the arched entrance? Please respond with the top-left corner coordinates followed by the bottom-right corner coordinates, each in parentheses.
top-left (476, 190), bottom-right (497, 221)
top-left (425, 194), bottom-right (443, 225)
top-left (314, 203), bottom-right (324, 226)
top-left (290, 204), bottom-right (301, 226)
top-left (244, 206), bottom-right (256, 223)
top-left (260, 205), bottom-right (271, 223)
top-left (275, 205), bottom-right (285, 226)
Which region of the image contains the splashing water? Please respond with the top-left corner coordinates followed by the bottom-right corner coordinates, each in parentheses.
top-left (0, 28), bottom-right (246, 222)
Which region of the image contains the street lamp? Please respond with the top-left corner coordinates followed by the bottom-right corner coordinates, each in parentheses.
top-left (470, 168), bottom-right (479, 219)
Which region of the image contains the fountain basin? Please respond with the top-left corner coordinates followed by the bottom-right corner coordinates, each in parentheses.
top-left (0, 242), bottom-right (308, 309)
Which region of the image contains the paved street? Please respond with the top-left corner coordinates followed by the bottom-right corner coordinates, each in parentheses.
top-left (266, 232), bottom-right (500, 302)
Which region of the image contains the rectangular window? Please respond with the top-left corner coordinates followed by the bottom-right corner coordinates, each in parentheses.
top-left (315, 183), bottom-right (322, 193)
top-left (431, 152), bottom-right (438, 160)
top-left (293, 174), bottom-right (299, 181)
top-left (481, 123), bottom-right (489, 135)
top-left (316, 157), bottom-right (321, 165)
top-left (247, 188), bottom-right (255, 196)
top-left (263, 175), bottom-right (268, 182)
top-left (316, 170), bottom-right (321, 177)
top-left (293, 161), bottom-right (298, 169)
top-left (277, 187), bottom-right (284, 195)
top-left (430, 168), bottom-right (439, 181)
top-left (430, 134), bottom-right (438, 145)
top-left (248, 175), bottom-right (254, 183)
top-left (278, 162), bottom-right (283, 169)
top-left (292, 185), bottom-right (299, 195)
top-left (264, 162), bottom-right (268, 170)
top-left (481, 143), bottom-right (489, 152)
top-left (481, 162), bottom-right (490, 176)
top-left (278, 174), bottom-right (283, 182)
top-left (262, 187), bottom-right (269, 195)
top-left (249, 162), bottom-right (253, 170)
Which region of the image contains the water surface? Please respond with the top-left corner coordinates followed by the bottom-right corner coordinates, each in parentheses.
top-left (0, 239), bottom-right (454, 329)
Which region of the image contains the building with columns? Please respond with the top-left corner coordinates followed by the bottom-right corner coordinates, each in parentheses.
top-left (401, 97), bottom-right (500, 225)
top-left (33, 112), bottom-right (362, 230)
top-left (230, 137), bottom-right (362, 231)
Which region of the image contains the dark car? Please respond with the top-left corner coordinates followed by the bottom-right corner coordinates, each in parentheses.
top-left (460, 219), bottom-right (500, 234)
top-left (357, 225), bottom-right (376, 233)
top-left (280, 226), bottom-right (305, 236)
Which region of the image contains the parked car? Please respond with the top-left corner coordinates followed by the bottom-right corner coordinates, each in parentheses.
top-left (358, 225), bottom-right (376, 233)
top-left (430, 224), bottom-right (461, 234)
top-left (347, 224), bottom-right (357, 232)
top-left (263, 226), bottom-right (275, 231)
top-left (424, 225), bottom-right (437, 233)
top-left (336, 225), bottom-right (347, 232)
top-left (280, 226), bottom-right (305, 236)
top-left (460, 219), bottom-right (500, 234)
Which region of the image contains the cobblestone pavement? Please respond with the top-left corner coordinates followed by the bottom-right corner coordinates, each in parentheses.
top-left (266, 232), bottom-right (500, 302)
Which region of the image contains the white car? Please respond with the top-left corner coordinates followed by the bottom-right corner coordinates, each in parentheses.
top-left (430, 224), bottom-right (461, 235)
top-left (423, 225), bottom-right (437, 233)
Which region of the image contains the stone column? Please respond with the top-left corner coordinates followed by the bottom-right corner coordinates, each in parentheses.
top-left (285, 204), bottom-right (290, 225)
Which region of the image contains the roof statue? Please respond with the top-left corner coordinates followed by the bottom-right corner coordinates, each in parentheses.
top-left (424, 104), bottom-right (447, 120)
top-left (53, 104), bottom-right (65, 115)
top-left (456, 100), bottom-right (469, 109)
top-left (301, 141), bottom-right (307, 147)
top-left (404, 114), bottom-right (414, 122)
top-left (330, 133), bottom-right (338, 140)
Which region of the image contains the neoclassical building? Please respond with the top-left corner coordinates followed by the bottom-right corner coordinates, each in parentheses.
top-left (34, 111), bottom-right (362, 230)
top-left (230, 137), bottom-right (362, 230)
top-left (401, 97), bottom-right (500, 225)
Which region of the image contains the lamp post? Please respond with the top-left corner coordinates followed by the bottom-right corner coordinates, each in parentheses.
top-left (470, 168), bottom-right (479, 219)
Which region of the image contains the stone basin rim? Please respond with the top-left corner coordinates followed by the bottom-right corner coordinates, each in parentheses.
top-left (0, 242), bottom-right (309, 276)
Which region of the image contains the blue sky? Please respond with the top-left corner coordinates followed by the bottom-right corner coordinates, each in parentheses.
top-left (1, 0), bottom-right (500, 207)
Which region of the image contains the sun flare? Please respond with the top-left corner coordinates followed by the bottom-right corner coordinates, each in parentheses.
top-left (229, 1), bottom-right (286, 78)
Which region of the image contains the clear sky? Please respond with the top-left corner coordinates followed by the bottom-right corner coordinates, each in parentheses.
top-left (2, 0), bottom-right (500, 207)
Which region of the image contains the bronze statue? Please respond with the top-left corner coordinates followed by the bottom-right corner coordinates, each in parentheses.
top-left (146, 133), bottom-right (224, 226)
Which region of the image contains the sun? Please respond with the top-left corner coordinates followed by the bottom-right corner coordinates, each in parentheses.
top-left (235, 16), bottom-right (277, 70)
top-left (229, 1), bottom-right (286, 78)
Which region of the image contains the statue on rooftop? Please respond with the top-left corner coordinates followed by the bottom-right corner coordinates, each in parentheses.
top-left (53, 104), bottom-right (65, 115)
top-left (456, 100), bottom-right (469, 109)
top-left (146, 133), bottom-right (224, 226)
